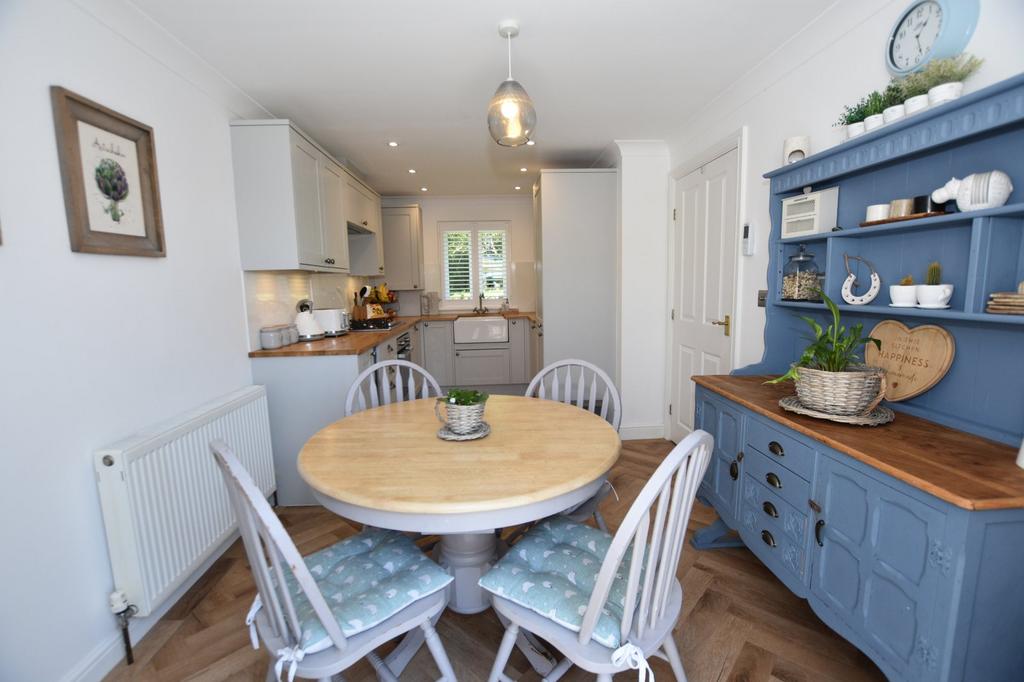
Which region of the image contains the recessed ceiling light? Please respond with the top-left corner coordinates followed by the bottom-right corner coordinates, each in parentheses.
top-left (520, 167), bottom-right (528, 172)
top-left (420, 187), bottom-right (428, 192)
top-left (408, 169), bottom-right (416, 174)
top-left (514, 186), bottom-right (522, 190)
top-left (526, 140), bottom-right (535, 146)
top-left (387, 141), bottom-right (399, 147)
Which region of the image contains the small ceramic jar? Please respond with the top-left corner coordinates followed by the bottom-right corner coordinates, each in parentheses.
top-left (928, 82), bottom-right (964, 107)
top-left (286, 324), bottom-right (299, 344)
top-left (260, 327), bottom-right (284, 350)
top-left (846, 122), bottom-right (866, 139)
top-left (904, 94), bottom-right (929, 115)
top-left (882, 103), bottom-right (906, 124)
top-left (864, 114), bottom-right (885, 131)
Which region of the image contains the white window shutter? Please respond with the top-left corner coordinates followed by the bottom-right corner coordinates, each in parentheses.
top-left (477, 229), bottom-right (507, 300)
top-left (443, 230), bottom-right (472, 300)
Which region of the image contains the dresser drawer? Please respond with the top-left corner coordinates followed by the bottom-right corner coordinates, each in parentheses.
top-left (742, 474), bottom-right (808, 545)
top-left (739, 498), bottom-right (808, 584)
top-left (743, 447), bottom-right (810, 514)
top-left (745, 416), bottom-right (815, 480)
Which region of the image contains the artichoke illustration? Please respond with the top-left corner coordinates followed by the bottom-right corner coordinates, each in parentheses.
top-left (95, 158), bottom-right (129, 222)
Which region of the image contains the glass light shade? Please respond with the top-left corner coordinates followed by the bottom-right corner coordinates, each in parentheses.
top-left (487, 79), bottom-right (536, 147)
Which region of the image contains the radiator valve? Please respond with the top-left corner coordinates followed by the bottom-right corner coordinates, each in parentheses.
top-left (109, 590), bottom-right (138, 665)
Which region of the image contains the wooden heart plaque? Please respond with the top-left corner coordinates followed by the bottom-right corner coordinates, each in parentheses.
top-left (865, 320), bottom-right (955, 401)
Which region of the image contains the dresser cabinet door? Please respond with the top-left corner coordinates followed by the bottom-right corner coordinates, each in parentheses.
top-left (810, 455), bottom-right (947, 679)
top-left (696, 395), bottom-right (742, 524)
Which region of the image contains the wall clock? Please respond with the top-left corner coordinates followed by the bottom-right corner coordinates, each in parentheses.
top-left (886, 0), bottom-right (979, 76)
top-left (841, 255), bottom-right (881, 306)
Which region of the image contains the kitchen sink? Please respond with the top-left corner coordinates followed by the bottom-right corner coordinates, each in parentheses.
top-left (454, 315), bottom-right (509, 343)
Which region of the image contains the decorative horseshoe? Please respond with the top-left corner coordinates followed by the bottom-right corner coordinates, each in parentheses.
top-left (841, 254), bottom-right (881, 305)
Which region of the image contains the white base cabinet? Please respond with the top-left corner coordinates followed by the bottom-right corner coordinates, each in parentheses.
top-left (421, 321), bottom-right (455, 386)
top-left (455, 348), bottom-right (510, 385)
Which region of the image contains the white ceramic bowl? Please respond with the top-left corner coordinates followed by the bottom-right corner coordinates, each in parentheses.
top-left (865, 204), bottom-right (891, 222)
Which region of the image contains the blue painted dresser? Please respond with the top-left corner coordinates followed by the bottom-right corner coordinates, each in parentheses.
top-left (693, 73), bottom-right (1024, 682)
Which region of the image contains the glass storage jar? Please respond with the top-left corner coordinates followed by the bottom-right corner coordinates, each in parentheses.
top-left (781, 245), bottom-right (821, 301)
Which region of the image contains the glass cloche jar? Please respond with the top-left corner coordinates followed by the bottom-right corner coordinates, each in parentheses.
top-left (781, 245), bottom-right (821, 301)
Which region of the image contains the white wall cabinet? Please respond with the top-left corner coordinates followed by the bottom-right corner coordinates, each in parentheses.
top-left (381, 205), bottom-right (423, 290)
top-left (230, 121), bottom-right (350, 272)
top-left (421, 320), bottom-right (455, 386)
top-left (347, 177), bottom-right (385, 276)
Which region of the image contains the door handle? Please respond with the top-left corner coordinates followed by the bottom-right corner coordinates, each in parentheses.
top-left (729, 460), bottom-right (739, 480)
top-left (762, 501), bottom-right (778, 518)
top-left (815, 519), bottom-right (826, 546)
top-left (766, 472), bottom-right (782, 489)
top-left (710, 314), bottom-right (731, 337)
top-left (761, 530), bottom-right (776, 548)
top-left (768, 441), bottom-right (784, 457)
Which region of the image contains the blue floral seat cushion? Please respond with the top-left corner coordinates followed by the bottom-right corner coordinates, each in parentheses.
top-left (271, 528), bottom-right (452, 654)
top-left (478, 516), bottom-right (638, 649)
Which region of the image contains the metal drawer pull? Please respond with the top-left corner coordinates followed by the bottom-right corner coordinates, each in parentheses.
top-left (761, 530), bottom-right (776, 548)
top-left (766, 472), bottom-right (782, 489)
top-left (729, 460), bottom-right (739, 481)
top-left (768, 440), bottom-right (784, 456)
top-left (762, 501), bottom-right (778, 518)
top-left (815, 519), bottom-right (826, 547)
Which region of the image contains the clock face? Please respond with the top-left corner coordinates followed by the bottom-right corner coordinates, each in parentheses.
top-left (890, 1), bottom-right (944, 71)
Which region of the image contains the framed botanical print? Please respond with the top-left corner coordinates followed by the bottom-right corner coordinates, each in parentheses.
top-left (51, 87), bottom-right (165, 257)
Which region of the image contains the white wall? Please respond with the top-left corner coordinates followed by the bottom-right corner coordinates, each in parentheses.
top-left (382, 194), bottom-right (537, 312)
top-left (0, 1), bottom-right (268, 680)
top-left (666, 0), bottom-right (1024, 369)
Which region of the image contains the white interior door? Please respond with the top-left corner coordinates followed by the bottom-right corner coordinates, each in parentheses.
top-left (669, 147), bottom-right (738, 441)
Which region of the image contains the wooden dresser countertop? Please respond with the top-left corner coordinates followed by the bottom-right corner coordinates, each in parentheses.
top-left (694, 374), bottom-right (1024, 511)
top-left (248, 312), bottom-right (539, 358)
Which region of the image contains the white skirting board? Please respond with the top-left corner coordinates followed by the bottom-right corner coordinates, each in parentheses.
top-left (619, 424), bottom-right (667, 440)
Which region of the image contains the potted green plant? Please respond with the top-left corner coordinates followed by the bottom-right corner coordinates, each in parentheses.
top-left (836, 97), bottom-right (870, 139)
top-left (768, 292), bottom-right (884, 416)
top-left (890, 274), bottom-right (916, 307)
top-left (882, 79), bottom-right (907, 124)
top-left (916, 261), bottom-right (954, 309)
top-left (924, 54), bottom-right (983, 106)
top-left (435, 388), bottom-right (488, 435)
top-left (862, 90), bottom-right (887, 132)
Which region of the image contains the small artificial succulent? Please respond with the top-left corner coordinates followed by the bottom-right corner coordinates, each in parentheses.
top-left (926, 261), bottom-right (942, 286)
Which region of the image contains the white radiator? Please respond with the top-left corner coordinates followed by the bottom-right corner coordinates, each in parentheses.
top-left (95, 385), bottom-right (274, 617)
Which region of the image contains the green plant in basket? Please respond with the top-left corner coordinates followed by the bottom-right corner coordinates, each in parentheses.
top-left (767, 291), bottom-right (881, 384)
top-left (444, 388), bottom-right (488, 405)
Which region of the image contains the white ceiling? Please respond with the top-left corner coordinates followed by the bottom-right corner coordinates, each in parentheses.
top-left (133, 0), bottom-right (831, 196)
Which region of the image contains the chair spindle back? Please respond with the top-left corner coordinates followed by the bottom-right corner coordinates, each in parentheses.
top-left (525, 359), bottom-right (622, 430)
top-left (346, 360), bottom-right (443, 416)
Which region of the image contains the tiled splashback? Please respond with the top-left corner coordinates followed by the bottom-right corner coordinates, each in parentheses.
top-left (242, 271), bottom-right (368, 350)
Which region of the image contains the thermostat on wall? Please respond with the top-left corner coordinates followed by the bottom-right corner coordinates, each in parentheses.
top-left (742, 223), bottom-right (755, 256)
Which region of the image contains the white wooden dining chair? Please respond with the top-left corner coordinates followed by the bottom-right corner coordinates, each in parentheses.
top-left (525, 359), bottom-right (622, 531)
top-left (210, 439), bottom-right (457, 682)
top-left (346, 360), bottom-right (443, 416)
top-left (480, 430), bottom-right (714, 682)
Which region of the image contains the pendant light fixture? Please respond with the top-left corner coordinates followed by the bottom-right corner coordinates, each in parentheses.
top-left (487, 21), bottom-right (536, 147)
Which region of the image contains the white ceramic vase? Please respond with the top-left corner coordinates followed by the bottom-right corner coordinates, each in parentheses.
top-left (883, 104), bottom-right (906, 124)
top-left (889, 285), bottom-right (917, 307)
top-left (845, 122), bottom-right (866, 139)
top-left (904, 94), bottom-right (929, 115)
top-left (916, 284), bottom-right (954, 308)
top-left (864, 113), bottom-right (885, 131)
top-left (928, 82), bottom-right (964, 107)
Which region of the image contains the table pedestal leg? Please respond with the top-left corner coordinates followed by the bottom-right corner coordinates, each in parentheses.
top-left (436, 533), bottom-right (497, 614)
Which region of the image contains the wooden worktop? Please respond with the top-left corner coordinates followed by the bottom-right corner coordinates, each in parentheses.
top-left (248, 311), bottom-right (539, 358)
top-left (695, 375), bottom-right (1024, 511)
top-left (298, 395), bottom-right (620, 514)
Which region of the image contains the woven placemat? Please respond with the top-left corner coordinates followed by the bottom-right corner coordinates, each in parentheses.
top-left (779, 396), bottom-right (895, 426)
top-left (437, 421), bottom-right (491, 441)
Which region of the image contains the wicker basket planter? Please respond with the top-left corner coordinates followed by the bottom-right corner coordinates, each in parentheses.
top-left (794, 365), bottom-right (886, 416)
top-left (435, 398), bottom-right (486, 435)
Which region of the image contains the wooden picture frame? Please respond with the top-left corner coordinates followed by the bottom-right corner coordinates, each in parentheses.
top-left (51, 86), bottom-right (165, 257)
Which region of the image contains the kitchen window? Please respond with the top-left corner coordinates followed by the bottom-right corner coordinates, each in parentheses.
top-left (441, 221), bottom-right (509, 304)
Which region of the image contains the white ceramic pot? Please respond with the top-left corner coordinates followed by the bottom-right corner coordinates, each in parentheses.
top-left (916, 284), bottom-right (954, 308)
top-left (864, 114), bottom-right (885, 131)
top-left (845, 122), bottom-right (866, 139)
top-left (889, 285), bottom-right (917, 307)
top-left (883, 103), bottom-right (906, 124)
top-left (865, 203), bottom-right (891, 222)
top-left (928, 82), bottom-right (964, 107)
top-left (904, 94), bottom-right (929, 115)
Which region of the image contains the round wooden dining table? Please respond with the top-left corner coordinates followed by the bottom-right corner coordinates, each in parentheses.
top-left (298, 394), bottom-right (621, 615)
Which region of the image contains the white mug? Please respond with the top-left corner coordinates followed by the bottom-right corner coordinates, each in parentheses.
top-left (916, 284), bottom-right (954, 307)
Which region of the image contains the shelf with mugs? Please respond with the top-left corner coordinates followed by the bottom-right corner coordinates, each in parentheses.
top-left (778, 202), bottom-right (1024, 244)
top-left (774, 300), bottom-right (1024, 326)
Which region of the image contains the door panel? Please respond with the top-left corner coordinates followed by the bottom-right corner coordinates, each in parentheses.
top-left (811, 456), bottom-right (946, 679)
top-left (319, 159), bottom-right (349, 271)
top-left (454, 348), bottom-right (510, 386)
top-left (290, 134), bottom-right (323, 267)
top-left (671, 148), bottom-right (738, 441)
top-left (697, 396), bottom-right (742, 523)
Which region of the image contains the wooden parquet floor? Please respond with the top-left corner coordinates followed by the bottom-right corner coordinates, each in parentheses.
top-left (105, 439), bottom-right (884, 682)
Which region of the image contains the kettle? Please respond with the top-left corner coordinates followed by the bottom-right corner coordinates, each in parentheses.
top-left (295, 299), bottom-right (325, 340)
